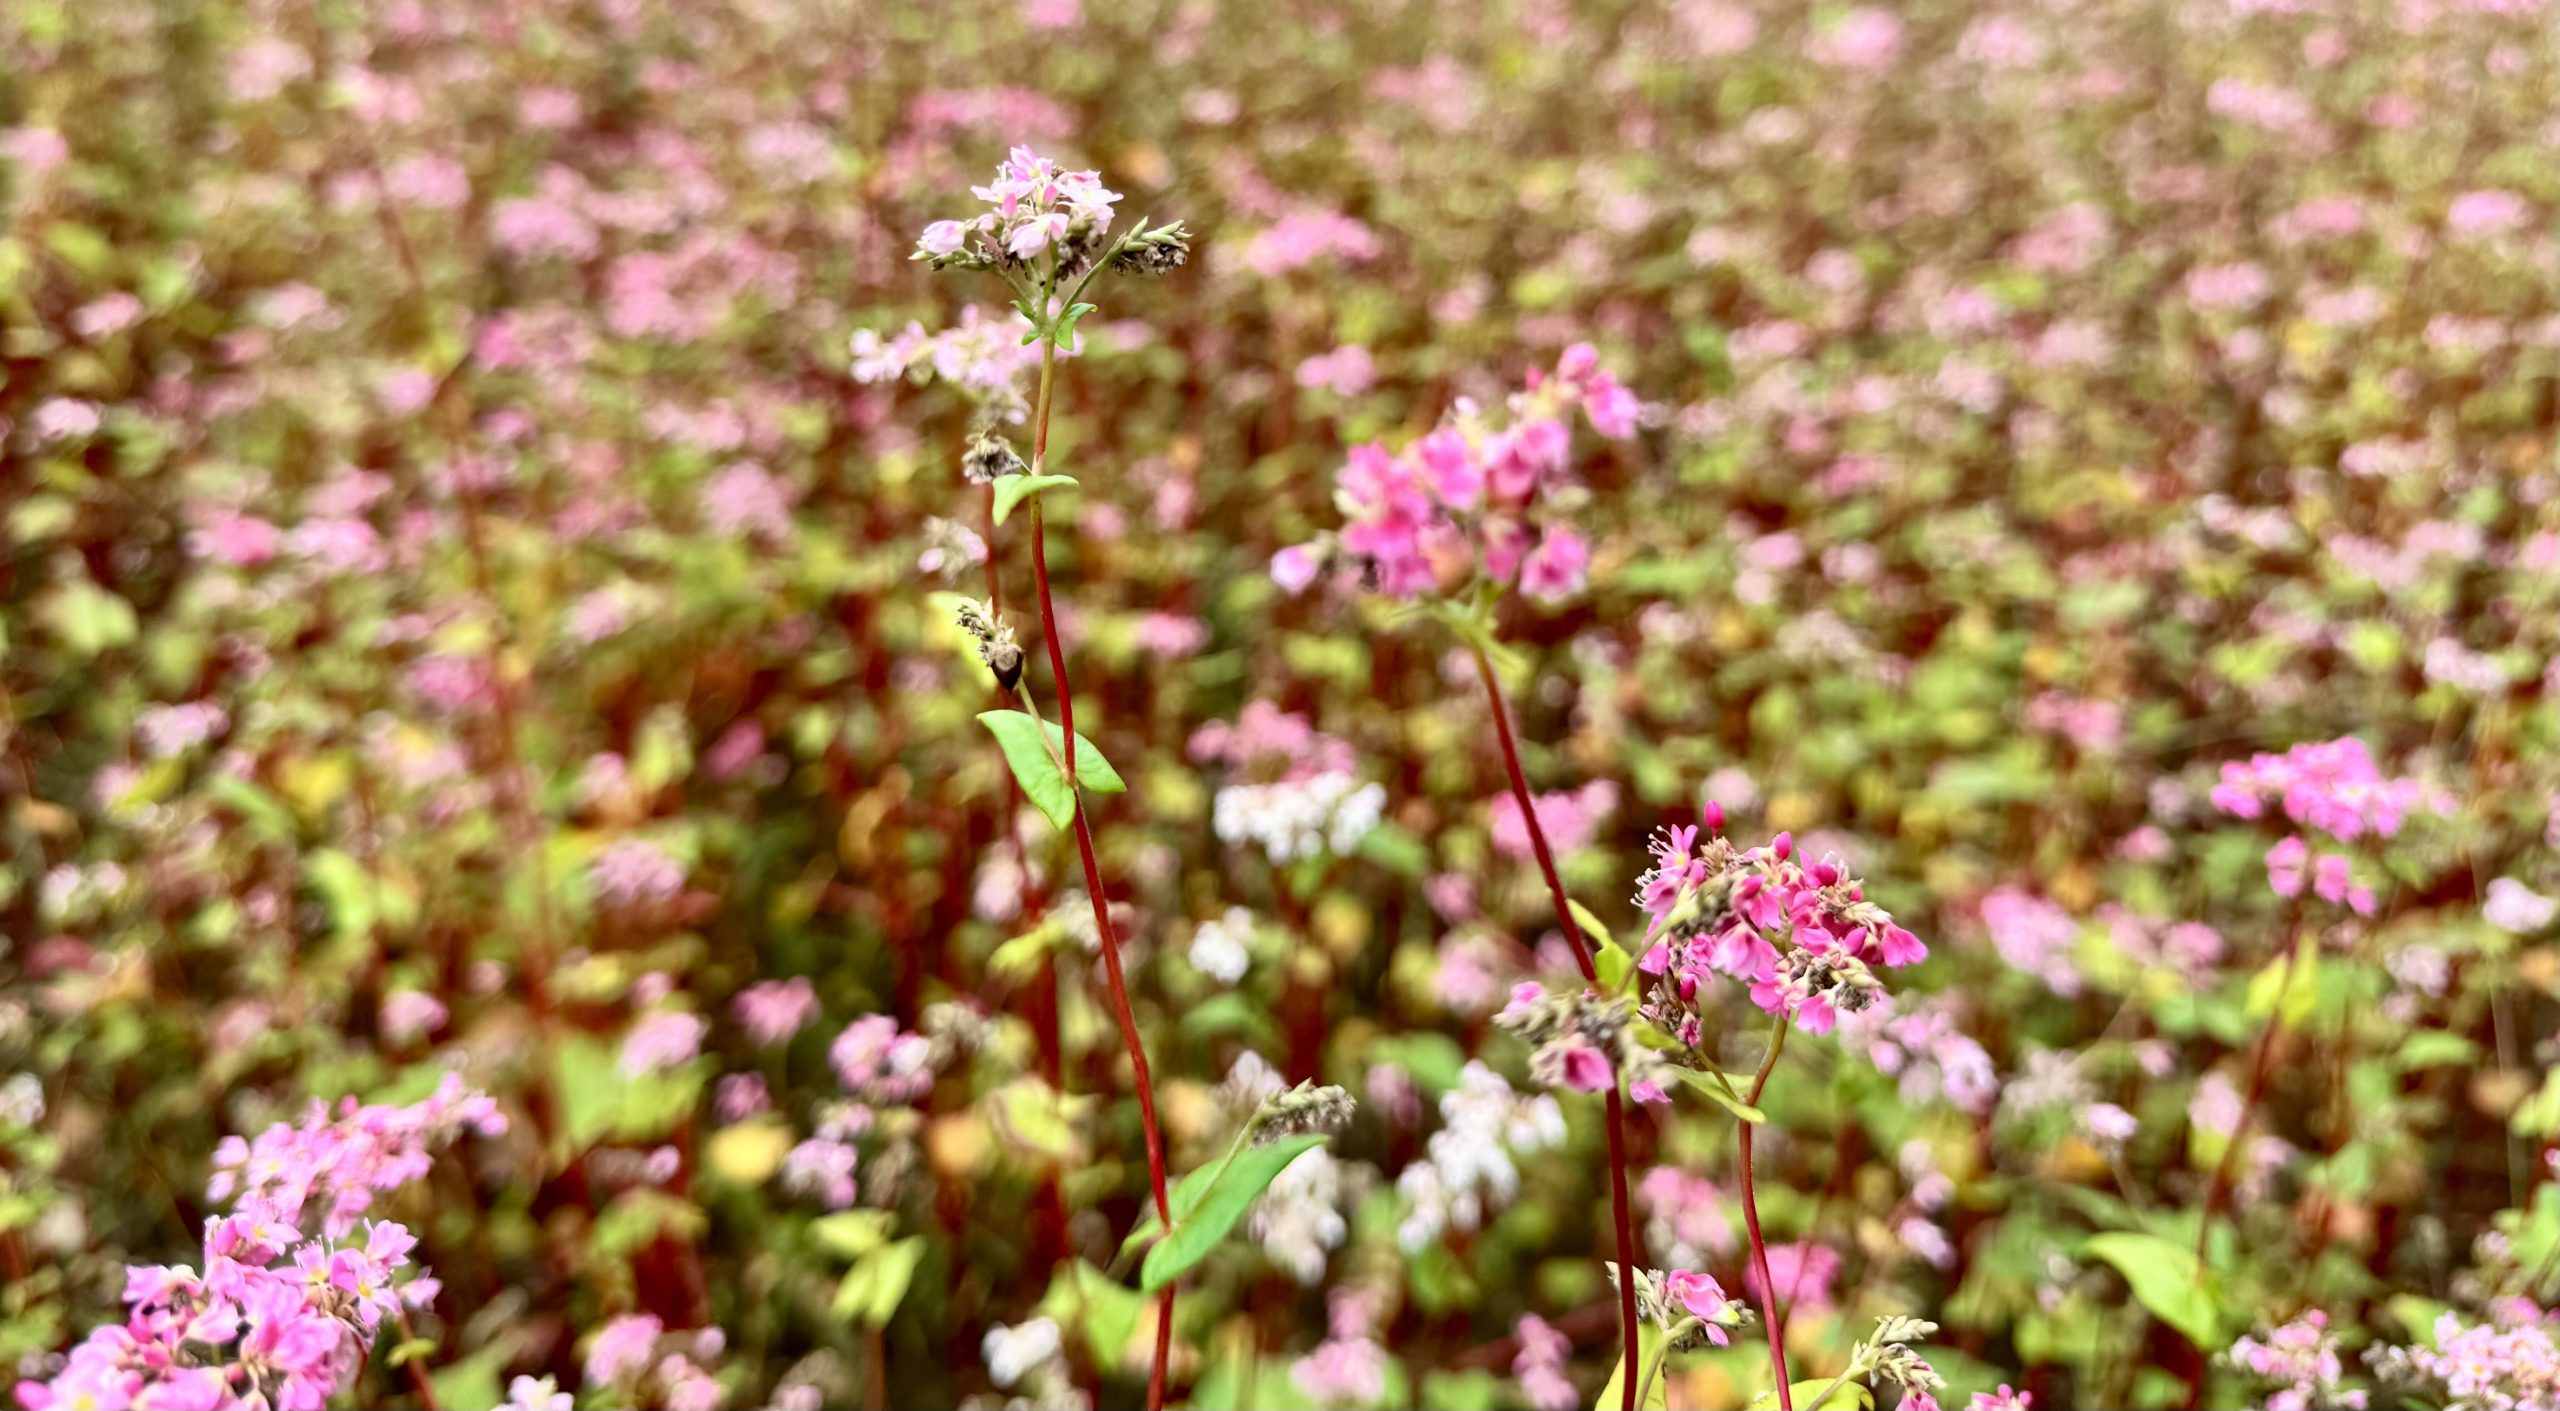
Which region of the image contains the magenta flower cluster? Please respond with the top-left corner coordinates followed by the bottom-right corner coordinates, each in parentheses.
top-left (2211, 736), bottom-right (2444, 911)
top-left (1275, 344), bottom-right (1637, 603)
top-left (16, 1078), bottom-right (500, 1411)
top-left (1636, 822), bottom-right (1927, 1038)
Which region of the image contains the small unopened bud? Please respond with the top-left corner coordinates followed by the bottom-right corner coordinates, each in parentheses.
top-left (966, 432), bottom-right (1027, 485)
top-left (1109, 220), bottom-right (1193, 277)
top-left (1250, 1080), bottom-right (1355, 1144)
top-left (954, 598), bottom-right (1025, 691)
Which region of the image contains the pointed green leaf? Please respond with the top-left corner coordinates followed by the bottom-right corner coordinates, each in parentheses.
top-left (1593, 1322), bottom-right (1668, 1411)
top-left (2245, 934), bottom-right (2317, 1027)
top-left (1568, 899), bottom-right (1616, 949)
top-left (991, 474), bottom-right (1078, 525)
top-left (976, 712), bottom-right (1123, 830)
top-left (832, 1236), bottom-right (926, 1329)
top-left (1674, 1068), bottom-right (1767, 1123)
top-left (2083, 1231), bottom-right (2223, 1349)
top-left (1136, 1133), bottom-right (1330, 1291)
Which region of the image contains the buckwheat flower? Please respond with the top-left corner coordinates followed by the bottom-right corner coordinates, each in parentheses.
top-left (715, 1074), bottom-right (770, 1124)
top-left (1492, 781), bottom-right (1617, 860)
top-left (2079, 1102), bottom-right (2139, 1149)
top-left (1290, 1290), bottom-right (1392, 1405)
top-left (1745, 1242), bottom-right (1841, 1315)
top-left (2486, 878), bottom-right (2558, 934)
top-left (620, 1012), bottom-right (706, 1077)
top-left (1249, 1146), bottom-right (1350, 1284)
top-left (734, 978), bottom-right (820, 1046)
top-left (28, 397), bottom-right (102, 442)
top-left (2448, 189), bottom-right (2530, 236)
top-left (1977, 887), bottom-right (2083, 995)
top-left (830, 1015), bottom-right (935, 1104)
top-left (1809, 7), bottom-right (1906, 67)
top-left (380, 990), bottom-right (446, 1046)
top-left (593, 838), bottom-right (686, 906)
top-left (2227, 1311), bottom-right (2364, 1411)
top-left (1188, 907), bottom-right (1256, 983)
top-left (587, 1315), bottom-right (665, 1388)
top-left (1662, 1270), bottom-right (1738, 1344)
top-left (782, 1138), bottom-right (859, 1209)
top-left (1968, 1386), bottom-right (2033, 1411)
top-left (501, 1375), bottom-right (575, 1411)
top-left (1271, 543), bottom-right (1323, 594)
top-left (1514, 1315), bottom-right (1578, 1411)
top-left (1519, 525), bottom-right (1591, 602)
top-left (984, 1318), bottom-right (1064, 1389)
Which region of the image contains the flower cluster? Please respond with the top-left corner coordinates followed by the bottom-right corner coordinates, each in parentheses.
top-left (774, 1015), bottom-right (939, 1211)
top-left (17, 1082), bottom-right (497, 1411)
top-left (582, 1314), bottom-right (728, 1411)
top-left (848, 305), bottom-right (1051, 419)
top-left (1512, 1316), bottom-right (1576, 1411)
top-left (2227, 1311), bottom-right (2368, 1411)
top-left (915, 146), bottom-right (1124, 269)
top-left (1278, 344), bottom-right (1635, 603)
top-left (1495, 982), bottom-right (1671, 1103)
top-left (2210, 737), bottom-right (2441, 842)
top-left (1635, 825), bottom-right (1925, 1038)
top-left (207, 1074), bottom-right (508, 1238)
top-left (1833, 1316), bottom-right (1948, 1409)
top-left (1611, 1264), bottom-right (1752, 1351)
top-left (1394, 1062), bottom-right (1565, 1251)
top-left (2213, 737), bottom-right (2441, 912)
top-left (2370, 1305), bottom-right (2560, 1411)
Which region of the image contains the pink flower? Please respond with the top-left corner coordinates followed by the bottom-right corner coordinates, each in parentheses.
top-left (1519, 526), bottom-right (1591, 602)
top-left (733, 978), bottom-right (819, 1046)
top-left (585, 1315), bottom-right (664, 1387)
top-left (1661, 1270), bottom-right (1736, 1344)
top-left (1270, 544), bottom-right (1322, 595)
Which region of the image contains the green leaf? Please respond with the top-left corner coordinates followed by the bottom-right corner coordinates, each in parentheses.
top-left (1568, 899), bottom-right (1617, 949)
top-left (991, 474), bottom-right (1078, 525)
top-left (1136, 1133), bottom-right (1331, 1291)
top-left (1595, 938), bottom-right (1634, 991)
top-left (1593, 1322), bottom-right (1667, 1411)
top-left (429, 1344), bottom-right (509, 1411)
top-left (810, 1210), bottom-right (895, 1261)
top-left (2395, 1030), bottom-right (2478, 1070)
top-left (1674, 1068), bottom-right (1766, 1123)
top-left (2083, 1231), bottom-right (2222, 1349)
top-left (832, 1236), bottom-right (926, 1328)
top-left (1036, 1262), bottom-right (1147, 1371)
top-left (1051, 302), bottom-right (1100, 346)
top-left (976, 711), bottom-right (1124, 832)
top-left (989, 917), bottom-right (1071, 981)
top-left (2244, 934), bottom-right (2317, 1027)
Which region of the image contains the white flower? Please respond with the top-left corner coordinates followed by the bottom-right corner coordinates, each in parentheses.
top-left (1250, 1148), bottom-right (1349, 1284)
top-left (1189, 907), bottom-right (1256, 983)
top-left (983, 1317), bottom-right (1063, 1389)
top-left (2485, 878), bottom-right (2557, 934)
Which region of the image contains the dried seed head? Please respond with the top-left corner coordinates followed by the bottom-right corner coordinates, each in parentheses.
top-left (1109, 220), bottom-right (1193, 277)
top-left (1250, 1080), bottom-right (1356, 1144)
top-left (965, 431), bottom-right (1027, 485)
top-left (954, 599), bottom-right (1025, 691)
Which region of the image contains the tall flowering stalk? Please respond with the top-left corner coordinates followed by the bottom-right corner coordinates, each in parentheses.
top-left (1622, 820), bottom-right (1930, 1408)
top-left (1282, 346), bottom-right (1644, 1402)
top-left (906, 147), bottom-right (1191, 1409)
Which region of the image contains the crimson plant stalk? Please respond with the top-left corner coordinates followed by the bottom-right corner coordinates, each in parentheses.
top-left (1467, 639), bottom-right (1644, 1411)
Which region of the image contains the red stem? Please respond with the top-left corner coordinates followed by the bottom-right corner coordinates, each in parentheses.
top-left (1740, 1036), bottom-right (1793, 1410)
top-left (1028, 468), bottom-right (1175, 1408)
top-left (1468, 642), bottom-right (1639, 1411)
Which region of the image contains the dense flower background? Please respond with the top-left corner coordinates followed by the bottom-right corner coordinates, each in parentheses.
top-left (2, 0), bottom-right (2556, 1407)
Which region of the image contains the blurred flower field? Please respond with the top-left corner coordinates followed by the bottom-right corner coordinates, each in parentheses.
top-left (1, 0), bottom-right (2556, 1407)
